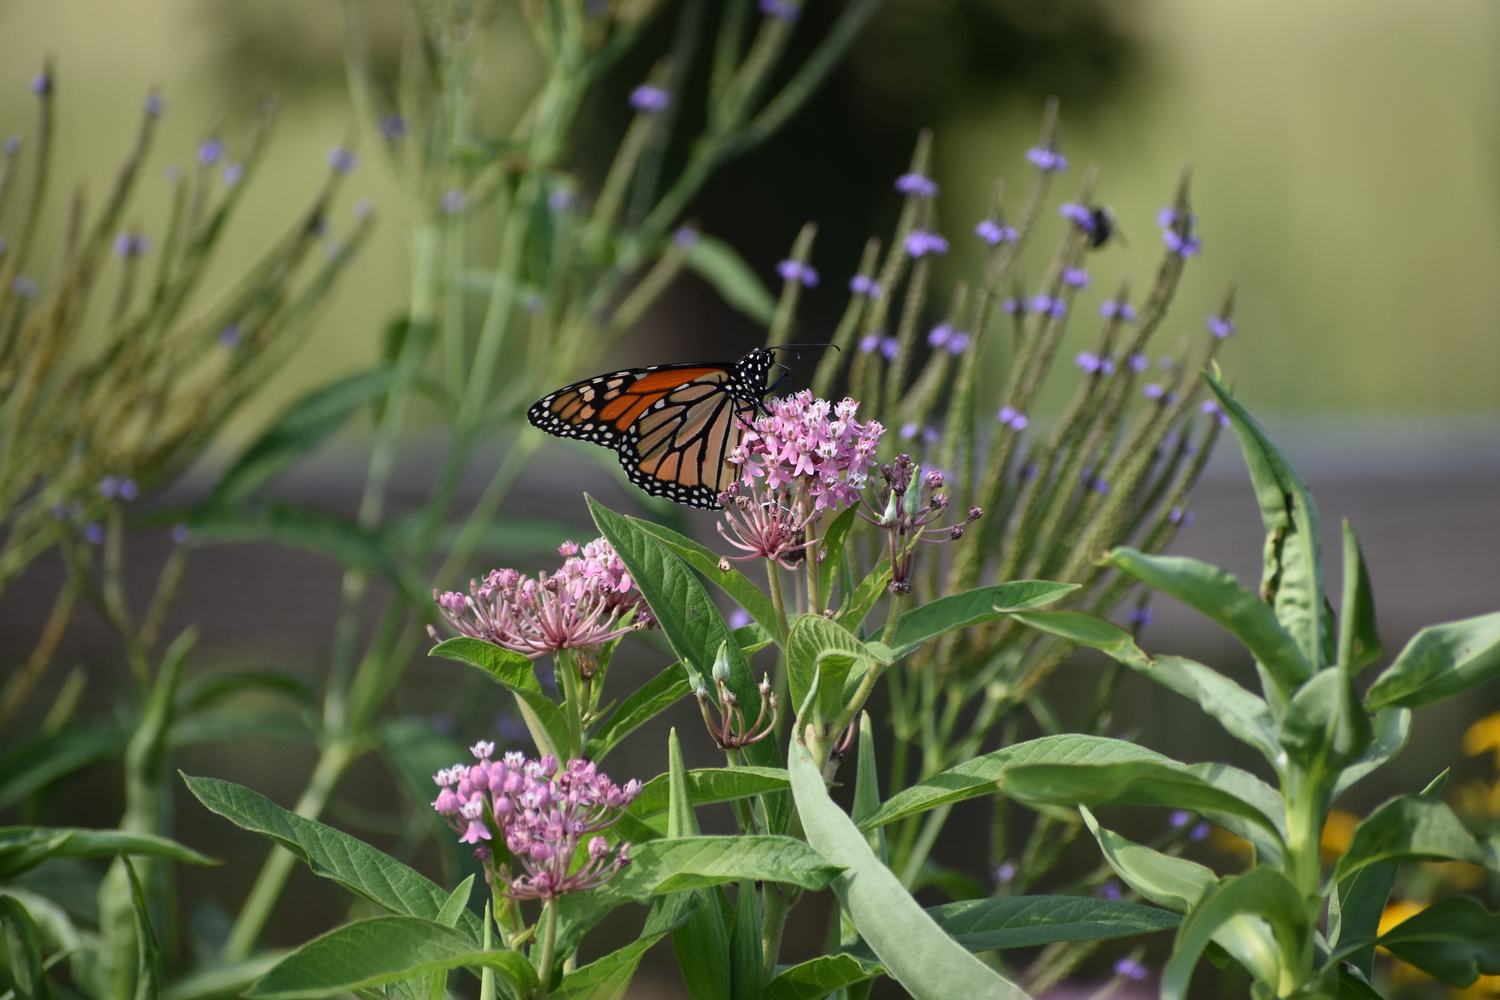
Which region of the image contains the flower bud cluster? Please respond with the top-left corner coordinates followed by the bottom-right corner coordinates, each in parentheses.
top-left (691, 642), bottom-right (779, 750)
top-left (728, 390), bottom-right (884, 511)
top-left (434, 538), bottom-right (650, 658)
top-left (861, 456), bottom-right (982, 593)
top-left (432, 742), bottom-right (640, 899)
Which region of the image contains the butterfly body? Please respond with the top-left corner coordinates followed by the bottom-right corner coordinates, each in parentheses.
top-left (527, 348), bottom-right (776, 509)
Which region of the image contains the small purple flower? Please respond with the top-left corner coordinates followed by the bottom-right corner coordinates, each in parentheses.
top-left (1100, 300), bottom-right (1137, 322)
top-left (1062, 267), bottom-right (1089, 290)
top-left (1170, 810), bottom-right (1193, 829)
top-left (380, 115), bottom-right (407, 140)
top-left (1142, 382), bottom-right (1165, 400)
top-left (218, 324), bottom-right (242, 347)
top-left (1190, 821), bottom-right (1211, 841)
top-left (1201, 400), bottom-right (1230, 427)
top-left (776, 260), bottom-right (818, 287)
top-left (222, 163), bottom-right (243, 187)
top-left (859, 333), bottom-right (882, 354)
top-left (629, 85), bottom-right (670, 113)
top-left (1059, 202), bottom-right (1094, 230)
top-left (98, 477), bottom-right (121, 500)
top-left (1208, 315), bottom-right (1236, 339)
top-left (923, 426), bottom-right (939, 443)
top-left (993, 861), bottom-right (1017, 884)
top-left (3, 137), bottom-right (19, 156)
top-left (82, 523), bottom-right (104, 545)
top-left (1076, 352), bottom-right (1101, 375)
top-left (1130, 604), bottom-right (1153, 628)
top-left (1025, 146), bottom-right (1067, 172)
top-left (1127, 353), bottom-right (1148, 373)
top-left (144, 93), bottom-right (164, 118)
top-left (1163, 230), bottom-right (1202, 257)
top-left (31, 74), bottom-right (52, 97)
top-left (728, 608), bottom-right (753, 630)
top-left (354, 199), bottom-right (373, 219)
top-left (1093, 880), bottom-right (1122, 901)
top-left (927, 323), bottom-right (953, 349)
top-left (1113, 958), bottom-right (1148, 981)
top-left (975, 219), bottom-right (1017, 246)
top-left (997, 406), bottom-right (1027, 431)
top-left (944, 331), bottom-right (970, 354)
top-left (326, 146), bottom-right (357, 174)
top-left (113, 232), bottom-right (149, 258)
top-left (1092, 478), bottom-right (1110, 495)
top-left (758, 0), bottom-right (800, 21)
top-left (12, 277), bottom-right (37, 299)
top-left (878, 337), bottom-right (899, 362)
top-left (905, 230), bottom-right (949, 258)
top-left (895, 173), bottom-right (938, 197)
top-left (542, 189), bottom-right (570, 213)
top-left (673, 227), bottom-right (699, 250)
top-left (1168, 507), bottom-right (1194, 526)
top-left (1002, 297), bottom-right (1022, 316)
top-left (197, 139), bottom-right (225, 167)
top-left (900, 422), bottom-right (919, 440)
top-left (441, 189), bottom-right (468, 215)
top-left (1029, 294), bottom-right (1065, 319)
top-left (522, 293), bottom-right (545, 314)
top-left (1158, 356), bottom-right (1174, 370)
top-left (849, 274), bottom-right (881, 296)
top-left (172, 523), bottom-right (191, 545)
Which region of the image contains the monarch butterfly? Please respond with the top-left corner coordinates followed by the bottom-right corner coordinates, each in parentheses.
top-left (527, 348), bottom-right (777, 510)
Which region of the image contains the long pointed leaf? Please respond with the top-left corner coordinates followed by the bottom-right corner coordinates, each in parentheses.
top-left (0, 828), bottom-right (219, 882)
top-left (1364, 611), bottom-right (1500, 711)
top-left (888, 582), bottom-right (1079, 658)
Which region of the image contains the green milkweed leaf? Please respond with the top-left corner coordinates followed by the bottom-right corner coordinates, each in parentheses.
top-left (0, 827), bottom-right (219, 882)
top-left (1338, 520), bottom-right (1382, 674)
top-left (1376, 896), bottom-right (1500, 988)
top-left (888, 581), bottom-right (1079, 658)
top-left (763, 954), bottom-right (883, 1000)
top-left (1160, 867), bottom-right (1309, 1000)
top-left (631, 519), bottom-right (780, 643)
top-left (927, 896), bottom-right (1180, 950)
top-left (1364, 611), bottom-right (1500, 711)
top-left (1332, 794), bottom-right (1485, 883)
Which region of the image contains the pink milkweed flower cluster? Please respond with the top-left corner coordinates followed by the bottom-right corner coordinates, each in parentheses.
top-left (716, 480), bottom-right (816, 571)
top-left (433, 539), bottom-right (650, 659)
top-left (728, 390), bottom-right (884, 511)
top-left (432, 742), bottom-right (640, 899)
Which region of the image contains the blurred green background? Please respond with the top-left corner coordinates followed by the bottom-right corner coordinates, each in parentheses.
top-left (4, 0), bottom-right (1499, 426)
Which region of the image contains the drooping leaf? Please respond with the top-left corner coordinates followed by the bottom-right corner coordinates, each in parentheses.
top-left (1376, 896), bottom-right (1500, 988)
top-left (1134, 656), bottom-right (1279, 761)
top-left (928, 896), bottom-right (1180, 950)
top-left (859, 735), bottom-right (1167, 831)
top-left (175, 669), bottom-right (315, 714)
top-left (1338, 520), bottom-right (1382, 674)
top-left (631, 519), bottom-right (780, 643)
top-left (203, 367), bottom-right (397, 509)
top-left (590, 498), bottom-right (782, 784)
top-left (787, 738), bottom-right (1031, 1000)
top-left (1333, 708), bottom-right (1411, 798)
top-left (181, 774), bottom-right (483, 941)
top-left (428, 637), bottom-right (569, 759)
top-left (684, 235), bottom-right (777, 325)
top-left (1364, 611), bottom-right (1500, 711)
top-left (1205, 372), bottom-right (1326, 677)
top-left (1332, 794), bottom-right (1485, 883)
top-left (1003, 611), bottom-right (1149, 667)
top-left (244, 916), bottom-right (537, 1000)
top-left (887, 582), bottom-right (1079, 658)
top-left (787, 615), bottom-right (872, 727)
top-left (586, 663), bottom-right (692, 761)
top-left (762, 954), bottom-right (883, 1000)
top-left (629, 768), bottom-right (790, 822)
top-left (1080, 809), bottom-right (1216, 914)
top-left (0, 828), bottom-right (219, 881)
top-left (1106, 549), bottom-right (1311, 698)
top-left (1161, 867), bottom-right (1310, 1000)
top-left (1001, 760), bottom-right (1283, 842)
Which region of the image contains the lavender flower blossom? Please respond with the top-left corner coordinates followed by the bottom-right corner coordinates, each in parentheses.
top-left (12, 277), bottom-right (37, 299)
top-left (1127, 353), bottom-right (1148, 373)
top-left (895, 173), bottom-right (938, 197)
top-left (728, 391), bottom-right (883, 510)
top-left (1158, 207), bottom-right (1202, 257)
top-left (197, 139), bottom-right (225, 167)
top-left (82, 523), bottom-right (104, 545)
top-left (441, 189), bottom-right (468, 215)
top-left (3, 137), bottom-right (19, 156)
top-left (629, 85), bottom-right (670, 113)
top-left (975, 219), bottom-right (1017, 246)
top-left (1026, 146), bottom-right (1067, 172)
top-left (380, 115), bottom-right (407, 140)
top-left (1142, 382), bottom-right (1165, 400)
top-left (1208, 315), bottom-right (1236, 339)
top-left (849, 274), bottom-right (881, 297)
top-left (1114, 958), bottom-right (1148, 981)
top-left (144, 93), bottom-right (164, 118)
top-left (113, 232), bottom-right (149, 258)
top-left (1190, 821), bottom-right (1211, 841)
top-left (1094, 881), bottom-right (1122, 901)
top-left (326, 146), bottom-right (357, 174)
top-left (1062, 267), bottom-right (1089, 290)
top-left (1201, 399), bottom-right (1230, 427)
top-left (434, 539), bottom-right (650, 658)
top-left (1029, 294), bottom-right (1066, 319)
top-left (727, 608), bottom-right (753, 630)
top-left (222, 163), bottom-right (243, 187)
top-left (1100, 299), bottom-right (1137, 322)
top-left (1059, 201), bottom-right (1094, 230)
top-left (432, 746), bottom-right (638, 899)
top-left (172, 523), bottom-right (191, 545)
top-left (218, 324), bottom-right (242, 347)
top-left (31, 74), bottom-right (52, 97)
top-left (1170, 810), bottom-right (1193, 829)
top-left (860, 457), bottom-right (981, 593)
top-left (927, 324), bottom-right (954, 349)
top-left (878, 337), bottom-right (899, 362)
top-left (904, 230), bottom-right (948, 258)
top-left (776, 259), bottom-right (818, 287)
top-left (673, 227), bottom-right (699, 250)
top-left (1130, 604), bottom-right (1153, 629)
top-left (758, 0), bottom-right (800, 21)
top-left (997, 406), bottom-right (1027, 431)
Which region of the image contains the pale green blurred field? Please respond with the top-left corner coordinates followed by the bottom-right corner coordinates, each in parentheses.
top-left (3, 0), bottom-right (1498, 431)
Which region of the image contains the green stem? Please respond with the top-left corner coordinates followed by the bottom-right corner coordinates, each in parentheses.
top-left (223, 738), bottom-right (357, 961)
top-left (765, 559), bottom-right (791, 643)
top-left (554, 650), bottom-right (586, 760)
top-left (760, 883), bottom-right (794, 981)
top-left (535, 897), bottom-right (559, 1000)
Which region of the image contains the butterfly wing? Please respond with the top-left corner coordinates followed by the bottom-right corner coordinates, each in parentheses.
top-left (527, 361), bottom-right (760, 509)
